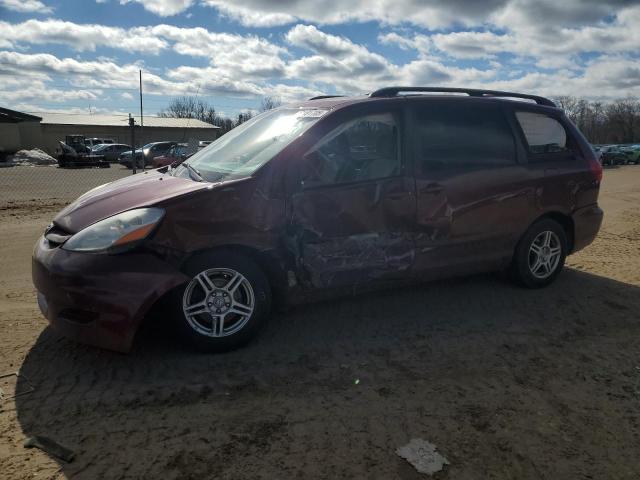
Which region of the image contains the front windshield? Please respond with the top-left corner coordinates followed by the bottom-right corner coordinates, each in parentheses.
top-left (173, 107), bottom-right (327, 182)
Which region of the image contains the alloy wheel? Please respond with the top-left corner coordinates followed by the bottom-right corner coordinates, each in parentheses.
top-left (182, 268), bottom-right (255, 337)
top-left (528, 230), bottom-right (562, 279)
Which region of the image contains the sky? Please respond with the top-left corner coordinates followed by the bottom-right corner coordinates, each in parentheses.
top-left (0, 0), bottom-right (639, 119)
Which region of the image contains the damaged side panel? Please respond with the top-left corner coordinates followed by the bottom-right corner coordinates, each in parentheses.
top-left (286, 177), bottom-right (417, 290)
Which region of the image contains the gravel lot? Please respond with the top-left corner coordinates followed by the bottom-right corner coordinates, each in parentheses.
top-left (0, 165), bottom-right (639, 479)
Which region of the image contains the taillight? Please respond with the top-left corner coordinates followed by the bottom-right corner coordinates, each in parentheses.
top-left (588, 153), bottom-right (603, 184)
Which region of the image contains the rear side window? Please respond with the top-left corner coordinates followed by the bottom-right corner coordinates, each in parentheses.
top-left (515, 111), bottom-right (567, 154)
top-left (413, 104), bottom-right (515, 172)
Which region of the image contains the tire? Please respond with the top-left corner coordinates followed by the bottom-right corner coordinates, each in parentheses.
top-left (510, 219), bottom-right (568, 288)
top-left (172, 251), bottom-right (271, 352)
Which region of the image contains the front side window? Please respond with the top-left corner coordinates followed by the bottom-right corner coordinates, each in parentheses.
top-left (301, 112), bottom-right (400, 187)
top-left (174, 108), bottom-right (327, 182)
top-left (413, 103), bottom-right (515, 172)
top-left (176, 146), bottom-right (187, 156)
top-left (515, 111), bottom-right (568, 154)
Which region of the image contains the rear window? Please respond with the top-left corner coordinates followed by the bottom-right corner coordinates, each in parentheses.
top-left (413, 104), bottom-right (515, 171)
top-left (515, 111), bottom-right (568, 154)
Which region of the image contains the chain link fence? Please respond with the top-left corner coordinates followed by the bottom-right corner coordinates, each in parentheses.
top-left (0, 164), bottom-right (134, 213)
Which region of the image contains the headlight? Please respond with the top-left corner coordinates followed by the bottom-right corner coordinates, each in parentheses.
top-left (62, 208), bottom-right (164, 253)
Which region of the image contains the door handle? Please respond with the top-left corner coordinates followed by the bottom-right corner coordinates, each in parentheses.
top-left (419, 183), bottom-right (444, 194)
top-left (387, 191), bottom-right (412, 200)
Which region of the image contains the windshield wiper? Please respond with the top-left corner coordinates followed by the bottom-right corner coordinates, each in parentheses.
top-left (184, 163), bottom-right (204, 182)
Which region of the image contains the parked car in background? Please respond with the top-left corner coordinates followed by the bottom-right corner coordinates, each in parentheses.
top-left (591, 145), bottom-right (604, 164)
top-left (151, 143), bottom-right (189, 168)
top-left (91, 143), bottom-right (132, 162)
top-left (599, 145), bottom-right (628, 166)
top-left (119, 141), bottom-right (177, 169)
top-left (85, 138), bottom-right (115, 148)
top-left (33, 87), bottom-right (603, 353)
top-left (620, 144), bottom-right (640, 164)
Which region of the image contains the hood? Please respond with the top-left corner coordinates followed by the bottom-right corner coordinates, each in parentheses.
top-left (54, 171), bottom-right (211, 233)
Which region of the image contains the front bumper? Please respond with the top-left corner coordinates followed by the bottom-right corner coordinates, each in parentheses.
top-left (32, 236), bottom-right (188, 352)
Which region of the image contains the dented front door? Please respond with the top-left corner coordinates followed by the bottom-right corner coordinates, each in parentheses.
top-left (286, 108), bottom-right (416, 290)
top-left (289, 178), bottom-right (416, 289)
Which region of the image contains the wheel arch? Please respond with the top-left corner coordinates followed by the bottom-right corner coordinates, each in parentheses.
top-left (137, 244), bottom-right (285, 344)
top-left (180, 244), bottom-right (289, 300)
top-left (531, 211), bottom-right (575, 253)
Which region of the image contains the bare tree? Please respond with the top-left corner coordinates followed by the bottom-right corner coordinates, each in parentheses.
top-left (259, 96), bottom-right (282, 112)
top-left (235, 111), bottom-right (254, 126)
top-left (553, 96), bottom-right (640, 144)
top-left (159, 96), bottom-right (217, 124)
top-left (160, 96), bottom-right (239, 135)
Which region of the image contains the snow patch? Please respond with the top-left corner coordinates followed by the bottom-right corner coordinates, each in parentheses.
top-left (11, 149), bottom-right (57, 166)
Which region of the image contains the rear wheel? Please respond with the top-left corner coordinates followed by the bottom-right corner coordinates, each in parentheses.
top-left (173, 251), bottom-right (271, 352)
top-left (510, 219), bottom-right (567, 288)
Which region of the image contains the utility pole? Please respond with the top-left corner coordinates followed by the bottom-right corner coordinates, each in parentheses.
top-left (139, 69), bottom-right (144, 148)
top-left (129, 113), bottom-right (136, 174)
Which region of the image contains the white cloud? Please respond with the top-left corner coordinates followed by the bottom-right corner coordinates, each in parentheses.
top-left (285, 25), bottom-right (395, 91)
top-left (0, 20), bottom-right (168, 54)
top-left (149, 24), bottom-right (287, 78)
top-left (201, 0), bottom-right (635, 30)
top-left (286, 25), bottom-right (365, 58)
top-left (0, 20), bottom-right (289, 80)
top-left (119, 0), bottom-right (194, 16)
top-left (379, 4), bottom-right (640, 70)
top-left (203, 0), bottom-right (516, 28)
top-left (378, 32), bottom-right (422, 51)
top-left (0, 1), bottom-right (639, 115)
top-left (430, 31), bottom-right (515, 59)
top-left (0, 0), bottom-right (52, 13)
top-left (0, 50), bottom-right (320, 111)
top-left (480, 57), bottom-right (640, 99)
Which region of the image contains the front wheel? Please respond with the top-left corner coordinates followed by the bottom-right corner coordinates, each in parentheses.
top-left (173, 251), bottom-right (271, 352)
top-left (510, 219), bottom-right (567, 288)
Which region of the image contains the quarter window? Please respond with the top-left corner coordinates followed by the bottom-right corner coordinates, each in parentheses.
top-left (301, 113), bottom-right (400, 187)
top-left (515, 111), bottom-right (568, 154)
top-left (413, 104), bottom-right (515, 171)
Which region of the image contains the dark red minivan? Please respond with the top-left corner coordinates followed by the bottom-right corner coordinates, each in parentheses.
top-left (32, 87), bottom-right (603, 352)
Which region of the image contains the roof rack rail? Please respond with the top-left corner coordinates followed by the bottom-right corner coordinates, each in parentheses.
top-left (308, 95), bottom-right (345, 101)
top-left (368, 87), bottom-right (556, 107)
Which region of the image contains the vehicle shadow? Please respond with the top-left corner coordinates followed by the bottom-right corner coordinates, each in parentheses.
top-left (14, 268), bottom-right (640, 479)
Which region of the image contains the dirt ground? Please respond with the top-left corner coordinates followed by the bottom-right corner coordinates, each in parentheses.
top-left (0, 165), bottom-right (639, 479)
